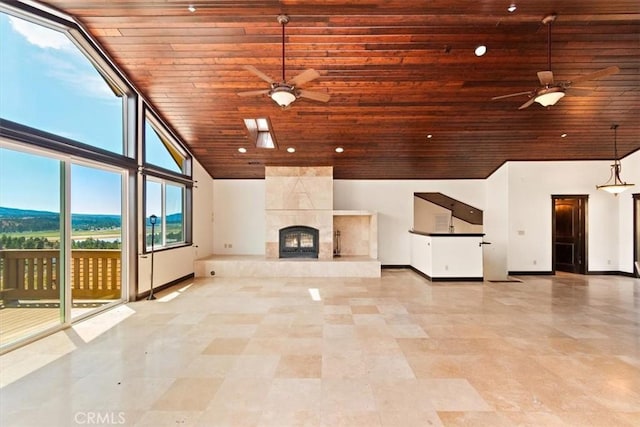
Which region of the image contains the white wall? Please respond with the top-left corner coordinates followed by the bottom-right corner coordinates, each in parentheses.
top-left (208, 153), bottom-right (638, 272)
top-left (211, 178), bottom-right (485, 265)
top-left (506, 154), bottom-right (638, 274)
top-left (192, 160), bottom-right (215, 259)
top-left (333, 180), bottom-right (485, 265)
top-left (619, 150), bottom-right (640, 273)
top-left (212, 179), bottom-right (265, 255)
top-left (413, 196), bottom-right (483, 233)
top-left (484, 163), bottom-right (509, 280)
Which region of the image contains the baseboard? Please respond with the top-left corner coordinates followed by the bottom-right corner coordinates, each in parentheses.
top-left (508, 271), bottom-right (554, 276)
top-left (587, 270), bottom-right (636, 277)
top-left (136, 273), bottom-right (195, 301)
top-left (508, 270), bottom-right (635, 277)
top-left (382, 265), bottom-right (411, 269)
top-left (408, 266), bottom-right (429, 280)
top-left (408, 266), bottom-right (482, 282)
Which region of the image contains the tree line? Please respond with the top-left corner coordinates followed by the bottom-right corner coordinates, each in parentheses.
top-left (0, 235), bottom-right (121, 250)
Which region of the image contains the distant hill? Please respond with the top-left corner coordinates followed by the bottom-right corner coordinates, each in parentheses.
top-left (0, 206), bottom-right (58, 218)
top-left (145, 213), bottom-right (182, 225)
top-left (166, 213), bottom-right (182, 224)
top-left (0, 207), bottom-right (60, 233)
top-left (0, 206), bottom-right (121, 233)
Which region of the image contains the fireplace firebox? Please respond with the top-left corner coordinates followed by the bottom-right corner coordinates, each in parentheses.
top-left (279, 226), bottom-right (319, 258)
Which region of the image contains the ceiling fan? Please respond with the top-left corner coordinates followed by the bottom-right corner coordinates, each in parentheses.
top-left (237, 14), bottom-right (330, 108)
top-left (492, 14), bottom-right (619, 110)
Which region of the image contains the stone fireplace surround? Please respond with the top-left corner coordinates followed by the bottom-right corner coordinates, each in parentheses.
top-left (194, 166), bottom-right (380, 277)
top-left (265, 166), bottom-right (334, 260)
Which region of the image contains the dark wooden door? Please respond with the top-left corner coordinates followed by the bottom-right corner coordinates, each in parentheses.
top-left (553, 196), bottom-right (587, 274)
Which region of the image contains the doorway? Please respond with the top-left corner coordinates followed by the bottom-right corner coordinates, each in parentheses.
top-left (552, 195), bottom-right (588, 274)
top-left (0, 144), bottom-right (128, 351)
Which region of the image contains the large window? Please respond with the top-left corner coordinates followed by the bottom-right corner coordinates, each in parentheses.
top-left (143, 109), bottom-right (190, 251)
top-left (145, 178), bottom-right (185, 250)
top-left (0, 11), bottom-right (125, 155)
top-left (0, 4), bottom-right (133, 351)
top-left (0, 2), bottom-right (193, 351)
top-left (144, 113), bottom-right (188, 174)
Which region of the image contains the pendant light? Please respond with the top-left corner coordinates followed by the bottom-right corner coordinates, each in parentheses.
top-left (596, 124), bottom-right (635, 195)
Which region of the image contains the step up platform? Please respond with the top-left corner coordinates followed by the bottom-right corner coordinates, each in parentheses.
top-left (195, 255), bottom-right (381, 278)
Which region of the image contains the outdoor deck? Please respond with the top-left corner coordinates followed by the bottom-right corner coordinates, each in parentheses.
top-left (0, 249), bottom-right (122, 348)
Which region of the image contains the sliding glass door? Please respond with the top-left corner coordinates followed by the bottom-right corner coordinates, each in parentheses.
top-left (69, 164), bottom-right (124, 321)
top-left (0, 145), bottom-right (128, 349)
top-left (0, 147), bottom-right (64, 347)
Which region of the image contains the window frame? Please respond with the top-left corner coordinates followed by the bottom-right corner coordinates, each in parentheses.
top-left (0, 2), bottom-right (193, 301)
top-left (0, 2), bottom-right (136, 158)
top-left (146, 111), bottom-right (191, 177)
top-left (143, 107), bottom-right (192, 177)
top-left (143, 175), bottom-right (191, 253)
top-left (141, 105), bottom-right (193, 253)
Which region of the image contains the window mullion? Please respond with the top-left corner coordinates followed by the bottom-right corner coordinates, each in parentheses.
top-left (161, 181), bottom-right (167, 247)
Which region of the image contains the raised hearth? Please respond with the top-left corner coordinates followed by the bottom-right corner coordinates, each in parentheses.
top-left (195, 255), bottom-right (381, 278)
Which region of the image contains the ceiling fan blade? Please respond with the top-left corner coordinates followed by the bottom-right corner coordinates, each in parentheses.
top-left (568, 66), bottom-right (620, 85)
top-left (237, 89), bottom-right (270, 97)
top-left (518, 98), bottom-right (537, 110)
top-left (491, 91), bottom-right (533, 101)
top-left (538, 71), bottom-right (554, 86)
top-left (287, 69), bottom-right (320, 87)
top-left (565, 87), bottom-right (593, 97)
top-left (298, 89), bottom-right (330, 102)
top-left (243, 65), bottom-right (275, 84)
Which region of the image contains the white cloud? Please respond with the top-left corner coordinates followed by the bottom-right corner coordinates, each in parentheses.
top-left (41, 53), bottom-right (117, 101)
top-left (7, 14), bottom-right (118, 101)
top-left (9, 15), bottom-right (72, 50)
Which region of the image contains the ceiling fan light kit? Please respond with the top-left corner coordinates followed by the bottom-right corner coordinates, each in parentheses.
top-left (534, 87), bottom-right (565, 107)
top-left (270, 85), bottom-right (297, 107)
top-left (492, 14), bottom-right (619, 110)
top-left (237, 14), bottom-right (330, 107)
top-left (596, 124), bottom-right (635, 195)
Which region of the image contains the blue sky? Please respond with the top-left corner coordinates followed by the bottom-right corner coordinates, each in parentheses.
top-left (0, 12), bottom-right (124, 215)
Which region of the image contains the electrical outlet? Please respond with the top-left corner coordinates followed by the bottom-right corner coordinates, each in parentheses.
top-left (228, 243), bottom-right (232, 249)
top-left (533, 260), bottom-right (537, 265)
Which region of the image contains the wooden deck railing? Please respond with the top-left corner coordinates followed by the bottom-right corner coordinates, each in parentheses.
top-left (0, 249), bottom-right (121, 302)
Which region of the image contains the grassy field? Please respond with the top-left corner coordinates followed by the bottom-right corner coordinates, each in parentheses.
top-left (2, 229), bottom-right (122, 241)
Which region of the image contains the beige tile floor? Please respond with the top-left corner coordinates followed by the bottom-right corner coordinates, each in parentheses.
top-left (1, 269), bottom-right (639, 426)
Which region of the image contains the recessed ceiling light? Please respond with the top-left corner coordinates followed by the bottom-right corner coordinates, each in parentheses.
top-left (188, 4), bottom-right (196, 13)
top-left (561, 133), bottom-right (568, 138)
top-left (474, 45), bottom-right (487, 57)
top-left (287, 147), bottom-right (295, 153)
top-left (238, 147), bottom-right (247, 153)
top-left (507, 4), bottom-right (517, 13)
top-left (335, 147), bottom-right (344, 153)
top-left (427, 134), bottom-right (433, 139)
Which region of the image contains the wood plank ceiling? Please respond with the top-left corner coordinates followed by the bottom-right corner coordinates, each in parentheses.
top-left (41, 0), bottom-right (640, 179)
